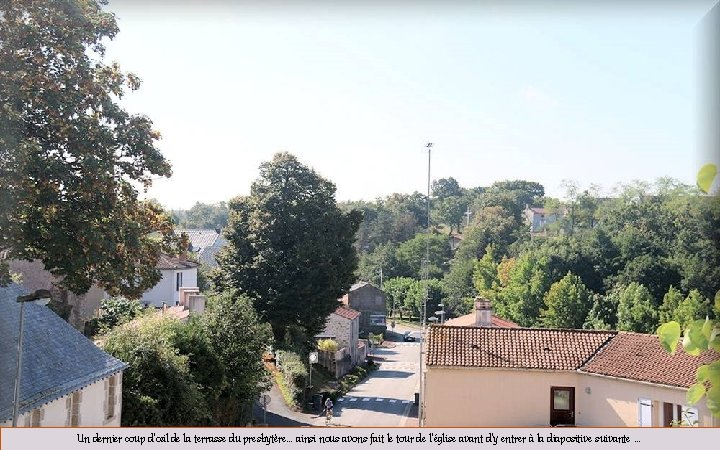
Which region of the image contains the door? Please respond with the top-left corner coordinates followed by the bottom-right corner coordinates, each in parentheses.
top-left (550, 387), bottom-right (575, 426)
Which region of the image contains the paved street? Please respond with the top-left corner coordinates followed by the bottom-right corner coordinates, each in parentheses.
top-left (308, 327), bottom-right (421, 427)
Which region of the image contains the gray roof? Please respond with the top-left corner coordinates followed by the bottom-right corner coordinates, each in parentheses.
top-left (0, 284), bottom-right (127, 421)
top-left (176, 229), bottom-right (228, 267)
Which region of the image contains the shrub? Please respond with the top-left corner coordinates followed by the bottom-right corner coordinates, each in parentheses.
top-left (277, 350), bottom-right (307, 404)
top-left (85, 297), bottom-right (144, 336)
top-left (317, 339), bottom-right (339, 352)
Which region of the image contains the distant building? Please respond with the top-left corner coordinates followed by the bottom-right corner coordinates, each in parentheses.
top-left (315, 306), bottom-right (365, 377)
top-left (523, 205), bottom-right (559, 234)
top-left (1, 284), bottom-right (127, 427)
top-left (448, 233), bottom-right (463, 252)
top-left (140, 254), bottom-right (199, 308)
top-left (175, 229), bottom-right (227, 268)
top-left (443, 297), bottom-right (519, 328)
top-left (340, 282), bottom-right (387, 337)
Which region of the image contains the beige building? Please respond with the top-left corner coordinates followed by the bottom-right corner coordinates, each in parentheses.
top-left (1, 284), bottom-right (127, 427)
top-left (424, 326), bottom-right (719, 427)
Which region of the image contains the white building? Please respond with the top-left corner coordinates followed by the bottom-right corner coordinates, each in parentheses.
top-left (1, 284), bottom-right (127, 427)
top-left (140, 254), bottom-right (199, 308)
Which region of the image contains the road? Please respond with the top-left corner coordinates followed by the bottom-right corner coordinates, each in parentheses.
top-left (308, 326), bottom-right (422, 427)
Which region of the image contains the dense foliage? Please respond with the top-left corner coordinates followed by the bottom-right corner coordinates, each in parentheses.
top-left (0, 0), bottom-right (180, 296)
top-left (213, 153), bottom-right (362, 340)
top-left (343, 177), bottom-right (719, 335)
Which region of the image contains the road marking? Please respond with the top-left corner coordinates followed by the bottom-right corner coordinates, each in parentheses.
top-left (338, 398), bottom-right (344, 402)
top-left (375, 398), bottom-right (384, 402)
top-left (389, 399), bottom-right (397, 403)
top-left (362, 398), bottom-right (370, 402)
top-left (349, 398), bottom-right (357, 402)
top-left (402, 400), bottom-right (410, 404)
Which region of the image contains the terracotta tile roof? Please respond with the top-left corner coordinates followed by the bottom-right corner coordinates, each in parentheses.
top-left (156, 254), bottom-right (200, 270)
top-left (579, 332), bottom-right (720, 388)
top-left (443, 313), bottom-right (520, 328)
top-left (426, 326), bottom-right (616, 370)
top-left (334, 306), bottom-right (361, 321)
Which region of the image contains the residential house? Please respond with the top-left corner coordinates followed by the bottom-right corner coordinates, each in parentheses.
top-left (340, 282), bottom-right (387, 337)
top-left (448, 233), bottom-right (463, 252)
top-left (443, 297), bottom-right (520, 328)
top-left (314, 306), bottom-right (365, 378)
top-left (175, 228), bottom-right (227, 268)
top-left (423, 325), bottom-right (719, 427)
top-left (0, 284), bottom-right (127, 427)
top-left (140, 254), bottom-right (199, 308)
top-left (8, 259), bottom-right (105, 330)
top-left (524, 205), bottom-right (559, 234)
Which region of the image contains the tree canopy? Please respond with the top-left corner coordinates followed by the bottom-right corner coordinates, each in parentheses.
top-left (0, 0), bottom-right (179, 296)
top-left (213, 152), bottom-right (361, 339)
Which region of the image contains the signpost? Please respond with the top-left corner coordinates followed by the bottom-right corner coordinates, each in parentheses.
top-left (260, 394), bottom-right (271, 425)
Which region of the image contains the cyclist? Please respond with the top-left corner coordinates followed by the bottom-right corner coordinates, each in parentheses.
top-left (323, 397), bottom-right (334, 425)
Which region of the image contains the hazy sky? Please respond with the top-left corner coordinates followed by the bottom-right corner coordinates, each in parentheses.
top-left (103, 1), bottom-right (718, 209)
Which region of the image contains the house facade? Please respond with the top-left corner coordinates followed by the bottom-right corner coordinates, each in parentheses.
top-left (423, 326), bottom-right (719, 427)
top-left (140, 254), bottom-right (199, 308)
top-left (315, 306), bottom-right (364, 377)
top-left (524, 206), bottom-right (559, 234)
top-left (1, 284), bottom-right (127, 427)
top-left (340, 282), bottom-right (387, 337)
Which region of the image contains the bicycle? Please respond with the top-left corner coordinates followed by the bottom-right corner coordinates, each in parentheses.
top-left (324, 407), bottom-right (333, 426)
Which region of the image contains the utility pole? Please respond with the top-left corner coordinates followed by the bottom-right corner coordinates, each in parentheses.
top-left (419, 142), bottom-right (432, 427)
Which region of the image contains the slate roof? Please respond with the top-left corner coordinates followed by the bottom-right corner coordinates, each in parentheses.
top-left (580, 332), bottom-right (720, 388)
top-left (443, 313), bottom-right (520, 328)
top-left (0, 284), bottom-right (127, 421)
top-left (156, 253), bottom-right (200, 270)
top-left (175, 229), bottom-right (227, 267)
top-left (426, 326), bottom-right (616, 371)
top-left (333, 306), bottom-right (361, 321)
top-left (350, 281), bottom-right (370, 291)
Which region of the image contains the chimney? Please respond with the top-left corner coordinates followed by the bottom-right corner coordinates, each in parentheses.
top-left (474, 296), bottom-right (493, 327)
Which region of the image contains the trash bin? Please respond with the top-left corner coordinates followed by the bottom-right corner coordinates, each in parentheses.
top-left (312, 394), bottom-right (324, 412)
top-left (414, 392), bottom-right (419, 406)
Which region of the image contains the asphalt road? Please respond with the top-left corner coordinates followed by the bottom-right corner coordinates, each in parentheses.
top-left (308, 328), bottom-right (421, 427)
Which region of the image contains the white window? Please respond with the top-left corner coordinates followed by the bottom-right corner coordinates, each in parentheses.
top-left (638, 398), bottom-right (652, 427)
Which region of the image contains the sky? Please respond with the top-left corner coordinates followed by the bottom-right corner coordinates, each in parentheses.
top-left (103, 0), bottom-right (719, 209)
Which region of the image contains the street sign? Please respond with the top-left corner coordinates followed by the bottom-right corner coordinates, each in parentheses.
top-left (309, 351), bottom-right (318, 364)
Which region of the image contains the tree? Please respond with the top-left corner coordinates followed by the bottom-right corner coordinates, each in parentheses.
top-left (432, 177), bottom-right (462, 200)
top-left (383, 277), bottom-right (416, 318)
top-left (173, 202), bottom-right (229, 229)
top-left (84, 296), bottom-right (145, 336)
top-left (540, 272), bottom-right (592, 329)
top-left (616, 283), bottom-right (658, 333)
top-left (102, 315), bottom-right (211, 426)
top-left (213, 153), bottom-right (361, 340)
top-left (673, 290), bottom-right (711, 328)
top-left (0, 0), bottom-right (179, 296)
top-left (494, 252), bottom-right (550, 327)
top-left (659, 286), bottom-right (684, 324)
top-left (201, 291), bottom-right (273, 426)
top-left (472, 245), bottom-right (499, 300)
top-left (395, 232), bottom-right (452, 280)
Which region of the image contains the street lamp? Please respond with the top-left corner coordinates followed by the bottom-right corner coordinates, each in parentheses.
top-left (12, 289), bottom-right (52, 427)
top-left (418, 142), bottom-right (432, 427)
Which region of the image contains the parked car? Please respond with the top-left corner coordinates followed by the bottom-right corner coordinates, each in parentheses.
top-left (403, 331), bottom-right (416, 342)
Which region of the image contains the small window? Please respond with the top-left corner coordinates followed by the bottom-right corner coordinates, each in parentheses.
top-left (106, 375), bottom-right (117, 420)
top-left (370, 315), bottom-right (386, 326)
top-left (553, 390), bottom-right (570, 410)
top-left (176, 272), bottom-right (183, 291)
top-left (638, 398), bottom-right (653, 427)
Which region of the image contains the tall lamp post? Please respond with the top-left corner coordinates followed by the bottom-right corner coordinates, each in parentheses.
top-left (418, 142), bottom-right (432, 427)
top-left (13, 289), bottom-right (52, 427)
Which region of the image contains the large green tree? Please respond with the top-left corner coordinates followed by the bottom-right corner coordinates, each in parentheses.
top-left (540, 272), bottom-right (592, 329)
top-left (0, 0), bottom-right (178, 296)
top-left (213, 153), bottom-right (361, 339)
top-left (616, 282), bottom-right (658, 333)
